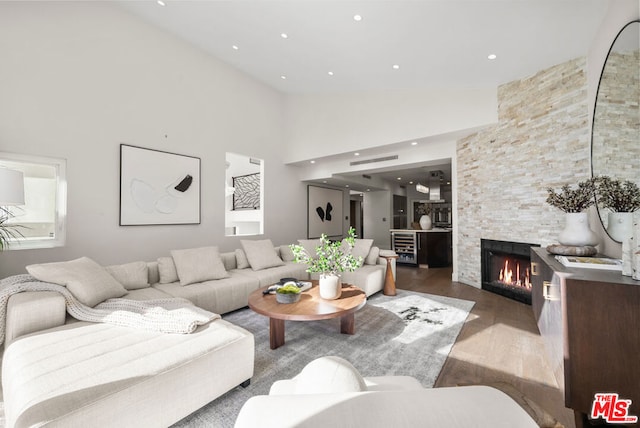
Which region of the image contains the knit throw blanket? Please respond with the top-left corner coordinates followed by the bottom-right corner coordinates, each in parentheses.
top-left (0, 274), bottom-right (220, 345)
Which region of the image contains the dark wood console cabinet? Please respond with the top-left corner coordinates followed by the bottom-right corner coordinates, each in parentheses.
top-left (530, 248), bottom-right (640, 427)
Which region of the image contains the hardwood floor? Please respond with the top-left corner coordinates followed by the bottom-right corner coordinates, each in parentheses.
top-left (396, 265), bottom-right (575, 428)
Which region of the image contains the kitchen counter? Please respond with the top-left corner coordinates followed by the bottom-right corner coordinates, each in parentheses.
top-left (390, 229), bottom-right (452, 267)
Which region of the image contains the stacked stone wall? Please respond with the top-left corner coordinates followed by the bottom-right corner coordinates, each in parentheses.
top-left (456, 58), bottom-right (591, 287)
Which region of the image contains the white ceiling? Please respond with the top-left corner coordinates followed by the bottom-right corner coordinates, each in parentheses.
top-left (117, 0), bottom-right (611, 190)
top-left (118, 0), bottom-right (609, 94)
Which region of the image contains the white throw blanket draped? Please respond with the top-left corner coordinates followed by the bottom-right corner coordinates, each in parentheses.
top-left (0, 274), bottom-right (220, 345)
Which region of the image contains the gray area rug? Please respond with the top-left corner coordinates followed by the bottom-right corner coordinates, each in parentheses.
top-left (172, 289), bottom-right (474, 428)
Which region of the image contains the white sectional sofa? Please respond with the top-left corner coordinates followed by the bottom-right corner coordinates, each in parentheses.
top-left (2, 239), bottom-right (393, 428)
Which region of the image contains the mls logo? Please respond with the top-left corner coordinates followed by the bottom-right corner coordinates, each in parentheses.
top-left (591, 393), bottom-right (638, 424)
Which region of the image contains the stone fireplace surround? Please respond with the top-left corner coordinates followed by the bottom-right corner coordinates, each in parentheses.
top-left (456, 57), bottom-right (592, 288)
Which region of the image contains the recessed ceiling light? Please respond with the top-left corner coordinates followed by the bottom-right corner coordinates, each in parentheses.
top-left (157, 0), bottom-right (166, 6)
top-left (280, 33), bottom-right (289, 39)
top-left (392, 64), bottom-right (400, 70)
top-left (409, 181), bottom-right (414, 185)
top-left (488, 54), bottom-right (497, 60)
top-left (353, 14), bottom-right (362, 21)
top-left (411, 141), bottom-right (418, 146)
top-left (280, 75), bottom-right (287, 80)
top-left (310, 160), bottom-right (315, 164)
top-left (345, 185), bottom-right (350, 188)
top-left (232, 45), bottom-right (239, 51)
top-left (366, 189), bottom-right (370, 192)
top-left (328, 71), bottom-right (334, 76)
top-left (322, 180), bottom-right (327, 183)
top-left (354, 152), bottom-right (360, 156)
top-left (397, 177), bottom-right (402, 181)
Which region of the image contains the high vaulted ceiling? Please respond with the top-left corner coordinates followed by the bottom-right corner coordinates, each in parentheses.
top-left (119, 0), bottom-right (609, 94)
top-left (117, 1), bottom-right (612, 190)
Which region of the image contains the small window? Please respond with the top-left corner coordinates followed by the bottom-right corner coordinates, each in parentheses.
top-left (0, 152), bottom-right (67, 250)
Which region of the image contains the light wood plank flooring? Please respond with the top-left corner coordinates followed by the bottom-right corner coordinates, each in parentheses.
top-left (396, 265), bottom-right (575, 428)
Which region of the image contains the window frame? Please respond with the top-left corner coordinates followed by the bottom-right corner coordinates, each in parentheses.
top-left (0, 151), bottom-right (67, 250)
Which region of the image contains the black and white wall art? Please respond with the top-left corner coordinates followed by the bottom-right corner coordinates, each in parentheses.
top-left (307, 185), bottom-right (343, 238)
top-left (120, 144), bottom-right (200, 225)
top-left (233, 172), bottom-right (260, 210)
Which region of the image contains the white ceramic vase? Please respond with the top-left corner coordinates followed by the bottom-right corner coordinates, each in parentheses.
top-left (419, 215), bottom-right (432, 230)
top-left (319, 274), bottom-right (342, 300)
top-left (607, 212), bottom-right (633, 243)
top-left (558, 212), bottom-right (599, 247)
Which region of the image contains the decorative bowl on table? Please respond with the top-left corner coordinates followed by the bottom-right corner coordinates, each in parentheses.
top-left (275, 283), bottom-right (301, 304)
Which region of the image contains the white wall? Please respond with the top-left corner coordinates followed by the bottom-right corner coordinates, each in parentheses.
top-left (363, 190), bottom-right (393, 249)
top-left (0, 2), bottom-right (306, 276)
top-left (283, 88), bottom-right (497, 163)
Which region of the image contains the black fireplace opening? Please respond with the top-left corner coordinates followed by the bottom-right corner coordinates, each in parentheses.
top-left (480, 239), bottom-right (540, 305)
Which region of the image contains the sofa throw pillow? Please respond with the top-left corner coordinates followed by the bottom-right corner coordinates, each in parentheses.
top-left (26, 257), bottom-right (128, 307)
top-left (365, 246), bottom-right (380, 265)
top-left (341, 238), bottom-right (373, 268)
top-left (171, 246), bottom-right (229, 286)
top-left (297, 239), bottom-right (321, 260)
top-left (279, 245), bottom-right (296, 262)
top-left (157, 256), bottom-right (179, 284)
top-left (241, 239), bottom-right (285, 271)
top-left (105, 261), bottom-right (149, 290)
top-left (235, 249), bottom-right (250, 269)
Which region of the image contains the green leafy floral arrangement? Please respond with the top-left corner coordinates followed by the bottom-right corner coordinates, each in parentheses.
top-left (595, 176), bottom-right (640, 213)
top-left (546, 178), bottom-right (596, 213)
top-left (290, 227), bottom-right (363, 275)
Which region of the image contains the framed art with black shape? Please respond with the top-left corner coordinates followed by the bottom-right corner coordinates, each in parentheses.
top-left (120, 144), bottom-right (201, 226)
top-left (307, 185), bottom-right (343, 238)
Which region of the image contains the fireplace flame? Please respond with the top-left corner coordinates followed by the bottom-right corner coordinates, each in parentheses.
top-left (498, 258), bottom-right (531, 290)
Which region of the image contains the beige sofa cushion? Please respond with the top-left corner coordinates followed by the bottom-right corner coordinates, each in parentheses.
top-left (157, 256), bottom-right (179, 284)
top-left (365, 246), bottom-right (380, 265)
top-left (26, 257), bottom-right (127, 307)
top-left (235, 249), bottom-right (250, 269)
top-left (241, 239), bottom-right (284, 271)
top-left (297, 239), bottom-right (321, 259)
top-left (171, 246), bottom-right (229, 286)
top-left (279, 245), bottom-right (296, 262)
top-left (341, 238), bottom-right (373, 268)
top-left (105, 261), bottom-right (149, 290)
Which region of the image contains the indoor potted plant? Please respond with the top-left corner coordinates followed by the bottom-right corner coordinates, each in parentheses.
top-left (275, 283), bottom-right (302, 304)
top-left (0, 207), bottom-right (24, 251)
top-left (290, 227), bottom-right (363, 300)
top-left (595, 176), bottom-right (640, 242)
top-left (546, 178), bottom-right (599, 247)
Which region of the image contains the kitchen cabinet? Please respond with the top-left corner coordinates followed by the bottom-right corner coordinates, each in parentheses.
top-left (391, 229), bottom-right (451, 267)
top-left (417, 231), bottom-right (451, 267)
top-left (530, 248), bottom-right (640, 427)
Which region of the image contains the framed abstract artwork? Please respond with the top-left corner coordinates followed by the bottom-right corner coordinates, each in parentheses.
top-left (120, 144), bottom-right (200, 226)
top-left (232, 172), bottom-right (261, 210)
top-left (307, 185), bottom-right (343, 238)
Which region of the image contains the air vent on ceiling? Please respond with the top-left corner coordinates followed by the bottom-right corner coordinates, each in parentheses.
top-left (350, 155), bottom-right (398, 166)
top-left (362, 174), bottom-right (371, 179)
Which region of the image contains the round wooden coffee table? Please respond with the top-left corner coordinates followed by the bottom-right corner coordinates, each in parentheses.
top-left (248, 281), bottom-right (366, 349)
